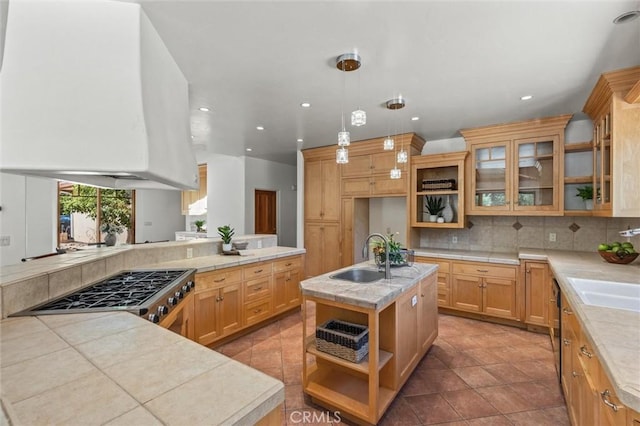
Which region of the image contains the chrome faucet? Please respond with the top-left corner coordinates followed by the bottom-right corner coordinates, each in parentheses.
top-left (362, 233), bottom-right (391, 280)
top-left (619, 228), bottom-right (640, 237)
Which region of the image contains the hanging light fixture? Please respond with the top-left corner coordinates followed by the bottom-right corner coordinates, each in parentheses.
top-left (384, 97), bottom-right (405, 151)
top-left (351, 62), bottom-right (366, 127)
top-left (335, 53), bottom-right (361, 163)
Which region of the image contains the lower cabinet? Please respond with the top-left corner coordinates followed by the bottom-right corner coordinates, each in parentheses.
top-left (194, 255), bottom-right (303, 346)
top-left (415, 256), bottom-right (451, 307)
top-left (304, 222), bottom-right (341, 277)
top-left (159, 291), bottom-right (195, 341)
top-left (418, 273), bottom-right (438, 353)
top-left (451, 261), bottom-right (518, 320)
top-left (523, 261), bottom-right (551, 327)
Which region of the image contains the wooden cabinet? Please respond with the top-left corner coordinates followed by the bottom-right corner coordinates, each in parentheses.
top-left (563, 141), bottom-right (594, 215)
top-left (416, 256), bottom-right (451, 307)
top-left (181, 164), bottom-right (207, 215)
top-left (396, 287), bottom-right (419, 385)
top-left (304, 158), bottom-right (340, 222)
top-left (523, 261), bottom-right (550, 327)
top-left (273, 256), bottom-right (303, 313)
top-left (159, 291), bottom-right (195, 341)
top-left (410, 152), bottom-right (467, 228)
top-left (304, 222), bottom-right (341, 278)
top-left (242, 262), bottom-right (273, 326)
top-left (418, 273), bottom-right (438, 353)
top-left (461, 115), bottom-right (571, 216)
top-left (583, 66), bottom-right (640, 217)
top-left (451, 261), bottom-right (518, 320)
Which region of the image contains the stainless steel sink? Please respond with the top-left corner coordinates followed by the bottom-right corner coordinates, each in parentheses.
top-left (330, 268), bottom-right (385, 283)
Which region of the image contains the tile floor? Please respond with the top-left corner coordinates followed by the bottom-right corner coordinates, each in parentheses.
top-left (215, 306), bottom-right (569, 425)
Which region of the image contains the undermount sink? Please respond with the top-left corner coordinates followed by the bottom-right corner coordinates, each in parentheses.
top-left (567, 277), bottom-right (640, 313)
top-left (330, 268), bottom-right (385, 283)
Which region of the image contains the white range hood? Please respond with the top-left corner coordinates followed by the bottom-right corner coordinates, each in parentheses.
top-left (0, 0), bottom-right (199, 190)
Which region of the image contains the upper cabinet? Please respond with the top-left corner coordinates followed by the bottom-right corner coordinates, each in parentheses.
top-left (410, 152), bottom-right (467, 228)
top-left (583, 66), bottom-right (640, 217)
top-left (461, 115), bottom-right (572, 216)
top-left (304, 157), bottom-right (340, 222)
top-left (181, 164), bottom-right (207, 215)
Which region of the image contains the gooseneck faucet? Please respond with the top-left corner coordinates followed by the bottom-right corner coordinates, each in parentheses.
top-left (619, 228), bottom-right (640, 237)
top-left (362, 233), bottom-right (391, 280)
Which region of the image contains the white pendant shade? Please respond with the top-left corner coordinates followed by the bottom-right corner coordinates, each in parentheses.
top-left (351, 109), bottom-right (366, 127)
top-left (397, 149), bottom-right (408, 163)
top-left (336, 147), bottom-right (349, 164)
top-left (383, 137), bottom-right (394, 150)
top-left (390, 167), bottom-right (401, 179)
top-left (338, 130), bottom-right (351, 146)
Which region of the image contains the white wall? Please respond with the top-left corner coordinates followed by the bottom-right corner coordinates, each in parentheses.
top-left (296, 151), bottom-right (304, 248)
top-left (0, 173), bottom-right (56, 266)
top-left (135, 189), bottom-right (184, 242)
top-left (244, 157), bottom-right (297, 247)
top-left (422, 136), bottom-right (466, 155)
top-left (202, 154), bottom-right (246, 237)
top-left (368, 197), bottom-right (407, 246)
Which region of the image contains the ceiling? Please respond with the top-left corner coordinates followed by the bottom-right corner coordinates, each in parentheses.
top-left (137, 1), bottom-right (640, 165)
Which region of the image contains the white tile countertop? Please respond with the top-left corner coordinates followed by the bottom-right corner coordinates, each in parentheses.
top-left (412, 248), bottom-right (520, 265)
top-left (300, 261), bottom-right (438, 310)
top-left (0, 312), bottom-right (284, 425)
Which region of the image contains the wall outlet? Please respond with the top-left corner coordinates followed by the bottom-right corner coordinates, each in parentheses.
top-left (186, 248), bottom-right (193, 259)
top-left (452, 236), bottom-right (458, 244)
top-left (549, 232), bottom-right (557, 242)
top-left (0, 236), bottom-right (10, 247)
top-left (257, 240), bottom-right (262, 249)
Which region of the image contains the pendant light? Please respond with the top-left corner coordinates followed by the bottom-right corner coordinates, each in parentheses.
top-left (335, 53), bottom-right (361, 163)
top-left (384, 97), bottom-right (405, 152)
top-left (386, 96), bottom-right (405, 178)
top-left (351, 67), bottom-right (366, 127)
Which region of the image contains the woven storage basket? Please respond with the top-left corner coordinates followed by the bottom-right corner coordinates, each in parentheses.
top-left (316, 319), bottom-right (369, 363)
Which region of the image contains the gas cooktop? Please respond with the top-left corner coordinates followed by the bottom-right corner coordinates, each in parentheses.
top-left (12, 269), bottom-right (196, 321)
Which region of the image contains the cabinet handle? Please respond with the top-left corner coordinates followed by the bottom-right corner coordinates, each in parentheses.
top-left (219, 296), bottom-right (224, 302)
top-left (525, 269), bottom-right (531, 274)
top-left (562, 308), bottom-right (573, 315)
top-left (549, 298), bottom-right (556, 303)
top-left (214, 277), bottom-right (226, 283)
top-left (572, 371), bottom-right (581, 378)
top-left (476, 269), bottom-right (489, 273)
top-left (253, 286), bottom-right (263, 291)
top-left (563, 338), bottom-right (570, 346)
top-left (580, 345), bottom-right (593, 359)
top-left (285, 263), bottom-right (292, 266)
top-left (600, 390), bottom-right (619, 412)
top-left (254, 308), bottom-right (262, 314)
top-left (421, 293), bottom-right (425, 298)
top-left (215, 296), bottom-right (221, 302)
top-left (285, 278), bottom-right (291, 282)
top-left (254, 269), bottom-right (263, 273)
top-left (478, 283), bottom-right (483, 288)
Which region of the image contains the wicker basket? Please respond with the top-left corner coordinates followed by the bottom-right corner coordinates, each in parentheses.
top-left (375, 249), bottom-right (414, 268)
top-left (598, 250), bottom-right (639, 264)
top-left (316, 319), bottom-right (369, 363)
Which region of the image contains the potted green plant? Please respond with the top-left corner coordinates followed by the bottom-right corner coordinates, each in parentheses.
top-left (194, 220), bottom-right (206, 233)
top-left (576, 185), bottom-right (594, 210)
top-left (100, 222), bottom-right (124, 246)
top-left (217, 224), bottom-right (235, 252)
top-left (371, 233), bottom-right (405, 266)
top-left (425, 196), bottom-right (444, 222)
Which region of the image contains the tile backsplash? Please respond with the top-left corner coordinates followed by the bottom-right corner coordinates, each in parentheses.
top-left (419, 216), bottom-right (640, 252)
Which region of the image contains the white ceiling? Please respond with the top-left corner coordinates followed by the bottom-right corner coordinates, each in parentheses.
top-left (138, 1), bottom-right (640, 165)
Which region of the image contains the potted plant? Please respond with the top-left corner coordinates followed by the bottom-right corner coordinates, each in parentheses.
top-left (371, 233), bottom-right (405, 266)
top-left (425, 196), bottom-right (444, 222)
top-left (194, 220), bottom-right (206, 233)
top-left (100, 222), bottom-right (124, 246)
top-left (217, 224), bottom-right (235, 252)
top-left (576, 186), bottom-right (594, 210)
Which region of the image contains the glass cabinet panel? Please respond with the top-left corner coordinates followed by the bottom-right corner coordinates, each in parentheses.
top-left (473, 144), bottom-right (508, 207)
top-left (515, 140), bottom-right (555, 207)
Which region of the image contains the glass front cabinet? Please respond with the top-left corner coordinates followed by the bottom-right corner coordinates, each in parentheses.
top-left (462, 115), bottom-right (571, 216)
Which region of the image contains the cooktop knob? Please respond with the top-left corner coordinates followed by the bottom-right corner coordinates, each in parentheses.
top-left (148, 313), bottom-right (159, 323)
top-left (187, 280), bottom-right (195, 290)
top-left (168, 296), bottom-right (178, 306)
top-left (182, 284), bottom-right (191, 293)
top-left (174, 291), bottom-right (184, 300)
top-left (157, 305), bottom-right (168, 316)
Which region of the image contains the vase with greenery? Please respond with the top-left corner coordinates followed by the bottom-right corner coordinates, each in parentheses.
top-left (425, 196), bottom-right (444, 222)
top-left (217, 225), bottom-right (235, 251)
top-left (194, 220), bottom-right (206, 232)
top-left (371, 232), bottom-right (406, 266)
top-left (576, 185), bottom-right (594, 210)
top-left (100, 222), bottom-right (124, 246)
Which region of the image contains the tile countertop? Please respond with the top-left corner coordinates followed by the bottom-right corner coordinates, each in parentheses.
top-left (300, 261), bottom-right (438, 310)
top-left (0, 312), bottom-right (284, 425)
top-left (414, 246), bottom-right (640, 412)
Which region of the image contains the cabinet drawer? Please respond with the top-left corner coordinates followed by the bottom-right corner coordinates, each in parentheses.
top-left (196, 268), bottom-right (242, 291)
top-left (416, 257), bottom-right (451, 273)
top-left (342, 177), bottom-right (372, 196)
top-left (372, 175), bottom-right (407, 195)
top-left (244, 276), bottom-right (272, 302)
top-left (273, 256), bottom-right (301, 273)
top-left (452, 262), bottom-right (516, 279)
top-left (244, 298), bottom-right (272, 326)
top-left (243, 262), bottom-right (272, 279)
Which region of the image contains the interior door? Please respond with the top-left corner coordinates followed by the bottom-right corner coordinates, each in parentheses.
top-left (255, 189), bottom-right (277, 234)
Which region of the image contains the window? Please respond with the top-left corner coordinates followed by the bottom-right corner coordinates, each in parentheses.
top-left (58, 182), bottom-right (135, 248)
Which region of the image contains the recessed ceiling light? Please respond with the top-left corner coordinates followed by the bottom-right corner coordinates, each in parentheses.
top-left (199, 107), bottom-right (210, 112)
top-left (411, 116), bottom-right (420, 121)
top-left (300, 102), bottom-right (311, 108)
top-left (520, 95), bottom-right (533, 101)
top-left (256, 126), bottom-right (265, 131)
top-left (613, 10), bottom-right (640, 24)
top-left (246, 148), bottom-right (253, 152)
top-left (297, 138), bottom-right (304, 143)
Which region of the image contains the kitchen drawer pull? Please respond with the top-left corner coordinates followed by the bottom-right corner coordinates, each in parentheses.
top-left (254, 269), bottom-right (263, 273)
top-left (572, 371), bottom-right (580, 378)
top-left (285, 262), bottom-right (293, 267)
top-left (476, 269), bottom-right (489, 273)
top-left (601, 390), bottom-right (619, 412)
top-left (253, 308), bottom-right (262, 314)
top-left (580, 345), bottom-right (593, 358)
top-left (562, 308), bottom-right (573, 315)
top-left (549, 298), bottom-right (556, 303)
top-left (253, 286), bottom-right (263, 291)
top-left (214, 277), bottom-right (226, 283)
top-left (563, 338), bottom-right (570, 346)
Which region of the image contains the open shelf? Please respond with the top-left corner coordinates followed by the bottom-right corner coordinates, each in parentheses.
top-left (416, 190), bottom-right (458, 196)
top-left (306, 339), bottom-right (393, 374)
top-left (564, 141), bottom-right (593, 152)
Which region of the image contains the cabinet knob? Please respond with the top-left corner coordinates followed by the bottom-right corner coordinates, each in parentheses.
top-left (563, 338), bottom-right (570, 346)
top-left (579, 345), bottom-right (593, 359)
top-left (562, 308), bottom-right (573, 315)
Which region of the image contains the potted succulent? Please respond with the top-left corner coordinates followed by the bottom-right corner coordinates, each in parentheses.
top-left (425, 196), bottom-right (445, 222)
top-left (576, 186), bottom-right (594, 210)
top-left (194, 220), bottom-right (206, 233)
top-left (217, 224), bottom-right (235, 252)
top-left (100, 222), bottom-right (124, 246)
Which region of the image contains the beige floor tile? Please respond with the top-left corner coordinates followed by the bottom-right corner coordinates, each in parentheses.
top-left (12, 371), bottom-right (138, 425)
top-left (0, 328), bottom-right (68, 367)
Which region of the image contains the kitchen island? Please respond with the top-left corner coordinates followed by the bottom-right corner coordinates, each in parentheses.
top-left (300, 261), bottom-right (438, 424)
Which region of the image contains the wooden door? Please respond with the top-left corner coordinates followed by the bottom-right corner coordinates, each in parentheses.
top-left (341, 199), bottom-right (354, 268)
top-left (483, 277), bottom-right (517, 319)
top-left (273, 271), bottom-right (287, 312)
top-left (321, 160), bottom-right (341, 221)
top-left (219, 283), bottom-right (242, 336)
top-left (525, 261), bottom-right (549, 326)
top-left (469, 141), bottom-right (512, 214)
top-left (255, 189), bottom-right (277, 234)
top-left (397, 288), bottom-right (418, 385)
top-left (341, 155), bottom-right (371, 177)
top-left (194, 288), bottom-right (220, 345)
top-left (285, 269), bottom-right (301, 308)
top-left (322, 222), bottom-right (342, 274)
top-left (418, 274), bottom-right (438, 354)
top-left (451, 275), bottom-right (483, 312)
top-left (371, 175), bottom-right (407, 196)
top-left (304, 223), bottom-right (323, 277)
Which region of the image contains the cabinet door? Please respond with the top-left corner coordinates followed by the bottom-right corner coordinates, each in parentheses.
top-left (483, 277), bottom-right (517, 319)
top-left (525, 262), bottom-right (549, 326)
top-left (285, 269), bottom-right (301, 308)
top-left (273, 271), bottom-right (287, 312)
top-left (220, 282), bottom-right (242, 336)
top-left (470, 141), bottom-right (511, 213)
top-left (418, 274), bottom-right (438, 354)
top-left (372, 175), bottom-right (407, 196)
top-left (182, 292), bottom-right (195, 341)
top-left (305, 161), bottom-right (324, 221)
top-left (341, 155), bottom-right (372, 177)
top-left (397, 288), bottom-right (419, 385)
top-left (451, 275), bottom-right (483, 313)
top-left (322, 223), bottom-right (342, 273)
top-left (245, 276), bottom-right (272, 302)
top-left (342, 177), bottom-right (372, 197)
top-left (322, 160), bottom-right (341, 221)
top-left (513, 137), bottom-right (559, 212)
top-left (194, 288), bottom-right (220, 345)
top-left (304, 223), bottom-right (324, 277)
top-left (370, 151), bottom-right (397, 174)
top-left (341, 199), bottom-right (354, 268)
